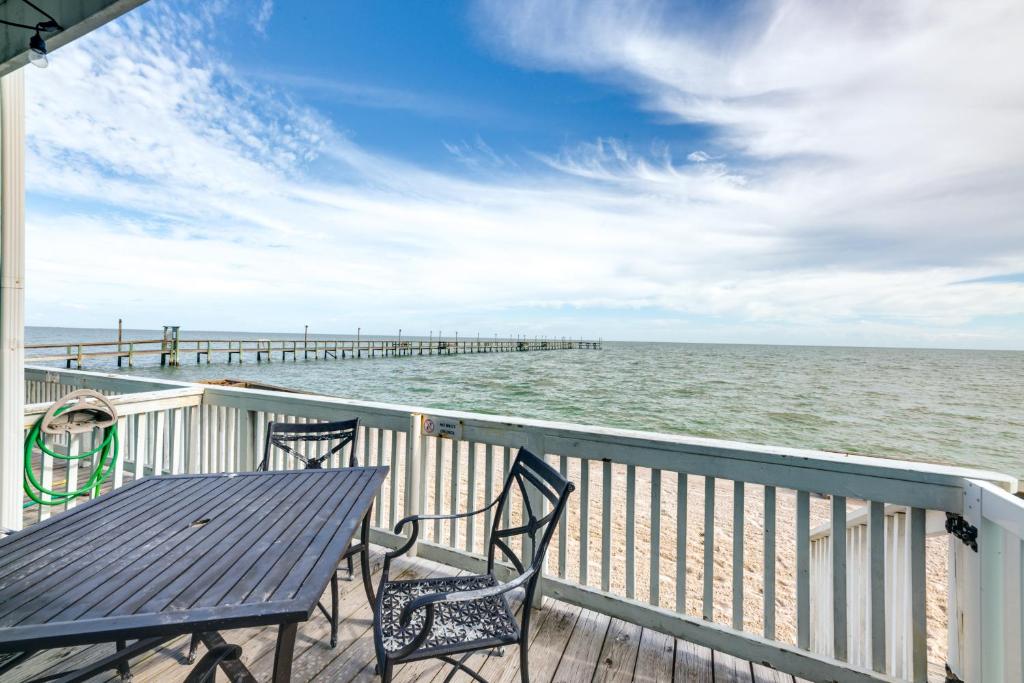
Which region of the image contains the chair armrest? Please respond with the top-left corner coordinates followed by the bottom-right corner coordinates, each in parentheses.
top-left (384, 497), bottom-right (503, 570)
top-left (393, 495), bottom-right (500, 535)
top-left (398, 568), bottom-right (536, 628)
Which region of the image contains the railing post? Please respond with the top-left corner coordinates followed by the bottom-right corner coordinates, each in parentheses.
top-left (404, 413), bottom-right (424, 557)
top-left (957, 480), bottom-right (983, 682)
top-left (526, 429), bottom-right (546, 608)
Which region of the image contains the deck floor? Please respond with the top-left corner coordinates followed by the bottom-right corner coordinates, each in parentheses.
top-left (12, 550), bottom-right (802, 683)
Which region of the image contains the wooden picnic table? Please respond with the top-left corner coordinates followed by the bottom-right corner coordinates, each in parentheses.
top-left (0, 466), bottom-right (388, 682)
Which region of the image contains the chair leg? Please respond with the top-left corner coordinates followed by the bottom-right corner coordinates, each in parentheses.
top-left (345, 553), bottom-right (355, 580)
top-left (359, 546), bottom-right (375, 607)
top-left (330, 572), bottom-right (340, 648)
top-left (519, 642), bottom-right (530, 683)
top-left (358, 510), bottom-right (375, 607)
top-left (379, 661), bottom-right (393, 683)
top-left (187, 633), bottom-right (202, 664)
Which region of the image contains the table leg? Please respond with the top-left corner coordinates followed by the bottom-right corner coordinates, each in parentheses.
top-left (115, 639), bottom-right (131, 681)
top-left (272, 622), bottom-right (298, 682)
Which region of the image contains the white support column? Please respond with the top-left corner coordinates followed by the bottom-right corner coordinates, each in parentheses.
top-left (0, 69), bottom-right (25, 531)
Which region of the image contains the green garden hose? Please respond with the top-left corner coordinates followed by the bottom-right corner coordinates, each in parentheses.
top-left (23, 405), bottom-right (119, 507)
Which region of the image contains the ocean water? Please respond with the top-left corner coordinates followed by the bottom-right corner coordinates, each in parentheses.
top-left (25, 327), bottom-right (1024, 477)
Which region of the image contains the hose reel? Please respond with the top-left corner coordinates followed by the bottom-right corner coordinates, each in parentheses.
top-left (24, 390), bottom-right (120, 507)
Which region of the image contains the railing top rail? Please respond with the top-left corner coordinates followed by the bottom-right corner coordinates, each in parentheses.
top-left (23, 386), bottom-right (204, 427)
top-left (26, 365), bottom-right (195, 390)
top-left (199, 383), bottom-right (1017, 495)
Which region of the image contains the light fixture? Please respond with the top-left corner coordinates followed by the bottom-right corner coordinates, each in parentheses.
top-left (28, 30), bottom-right (47, 68)
top-left (0, 1), bottom-right (63, 69)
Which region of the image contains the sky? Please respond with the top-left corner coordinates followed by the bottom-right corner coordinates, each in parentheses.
top-left (21, 0), bottom-right (1024, 348)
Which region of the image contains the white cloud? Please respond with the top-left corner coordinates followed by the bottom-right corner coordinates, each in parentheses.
top-left (252, 0), bottom-right (273, 35)
top-left (21, 1), bottom-right (1024, 347)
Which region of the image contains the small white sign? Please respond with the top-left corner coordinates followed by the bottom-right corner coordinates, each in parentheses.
top-left (422, 416), bottom-right (463, 440)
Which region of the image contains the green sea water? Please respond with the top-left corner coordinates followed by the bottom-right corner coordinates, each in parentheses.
top-left (26, 327), bottom-right (1024, 478)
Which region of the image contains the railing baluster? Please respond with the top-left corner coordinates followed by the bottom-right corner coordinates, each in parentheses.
top-left (832, 495), bottom-right (848, 661)
top-left (650, 468), bottom-right (661, 606)
top-left (797, 489), bottom-right (810, 649)
top-left (558, 453), bottom-right (567, 578)
top-left (626, 464), bottom-right (636, 599)
top-left (732, 480), bottom-right (744, 629)
top-left (485, 445), bottom-right (496, 551)
top-left (676, 472), bottom-right (687, 613)
top-left (150, 411), bottom-right (164, 476)
top-left (134, 414), bottom-right (147, 480)
top-left (467, 442), bottom-right (477, 553)
top-left (374, 429), bottom-right (384, 528)
top-left (910, 507), bottom-right (926, 683)
top-left (869, 501), bottom-right (885, 672)
top-left (223, 408), bottom-right (234, 473)
top-left (449, 439), bottom-right (461, 547)
top-left (502, 447), bottom-right (511, 529)
top-left (602, 459), bottom-right (612, 592)
top-left (703, 476), bottom-right (715, 621)
top-left (580, 459), bottom-right (590, 586)
top-left (171, 408), bottom-right (184, 474)
top-left (764, 485), bottom-right (776, 639)
top-left (387, 429), bottom-right (398, 528)
top-left (433, 438), bottom-right (443, 541)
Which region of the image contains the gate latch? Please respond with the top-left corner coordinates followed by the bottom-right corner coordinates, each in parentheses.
top-left (945, 513), bottom-right (978, 552)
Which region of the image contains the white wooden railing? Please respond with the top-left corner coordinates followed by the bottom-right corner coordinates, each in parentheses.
top-left (20, 366), bottom-right (1024, 683)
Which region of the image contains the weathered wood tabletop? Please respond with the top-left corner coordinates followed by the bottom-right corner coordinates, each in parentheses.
top-left (0, 467), bottom-right (388, 682)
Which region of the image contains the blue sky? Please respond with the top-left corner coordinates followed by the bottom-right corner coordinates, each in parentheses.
top-left (21, 0), bottom-right (1024, 348)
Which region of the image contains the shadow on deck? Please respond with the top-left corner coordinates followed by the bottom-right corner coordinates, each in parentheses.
top-left (10, 550), bottom-right (803, 683)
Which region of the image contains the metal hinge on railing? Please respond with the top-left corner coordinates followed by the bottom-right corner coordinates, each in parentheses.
top-left (945, 512), bottom-right (978, 551)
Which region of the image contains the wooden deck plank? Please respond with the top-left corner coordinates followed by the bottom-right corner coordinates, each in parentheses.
top-left (713, 651), bottom-right (753, 683)
top-left (592, 618), bottom-right (643, 683)
top-left (674, 640), bottom-right (713, 683)
top-left (549, 605), bottom-right (612, 682)
top-left (633, 628), bottom-right (674, 682)
top-left (9, 552), bottom-right (772, 683)
top-left (487, 602), bottom-right (585, 683)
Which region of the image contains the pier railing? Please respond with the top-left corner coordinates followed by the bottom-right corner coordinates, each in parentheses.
top-left (26, 335), bottom-right (601, 368)
top-left (20, 366), bottom-right (1023, 682)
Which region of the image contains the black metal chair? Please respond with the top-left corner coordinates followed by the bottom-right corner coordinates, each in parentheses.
top-left (260, 418), bottom-right (375, 635)
top-left (372, 447), bottom-right (574, 683)
top-left (186, 418), bottom-right (373, 664)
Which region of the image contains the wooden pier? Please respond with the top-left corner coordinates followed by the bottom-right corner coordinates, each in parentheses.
top-left (26, 334), bottom-right (602, 369)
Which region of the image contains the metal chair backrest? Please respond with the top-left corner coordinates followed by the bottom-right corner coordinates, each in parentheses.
top-left (258, 418), bottom-right (360, 471)
top-left (486, 447), bottom-right (574, 578)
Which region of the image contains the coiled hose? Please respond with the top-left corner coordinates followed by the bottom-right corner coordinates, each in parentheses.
top-left (23, 405), bottom-right (119, 507)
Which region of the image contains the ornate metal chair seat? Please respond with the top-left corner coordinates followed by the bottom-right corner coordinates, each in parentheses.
top-left (379, 574), bottom-right (519, 658)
